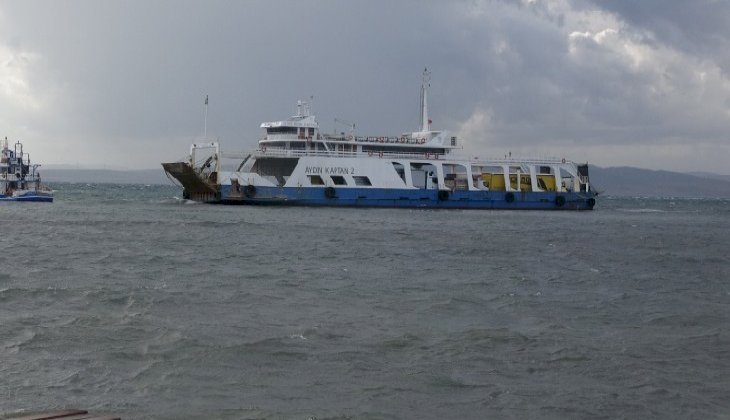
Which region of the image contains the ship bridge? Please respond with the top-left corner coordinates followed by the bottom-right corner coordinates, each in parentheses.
top-left (260, 100), bottom-right (320, 141)
top-left (257, 70), bottom-right (461, 159)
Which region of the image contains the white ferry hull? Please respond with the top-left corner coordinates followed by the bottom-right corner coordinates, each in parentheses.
top-left (164, 154), bottom-right (597, 211)
top-left (164, 151), bottom-right (598, 211)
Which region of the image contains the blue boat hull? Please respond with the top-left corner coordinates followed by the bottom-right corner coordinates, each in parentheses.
top-left (0, 194), bottom-right (54, 202)
top-left (214, 185), bottom-right (596, 210)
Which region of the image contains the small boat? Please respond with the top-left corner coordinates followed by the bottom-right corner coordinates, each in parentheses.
top-left (1, 137), bottom-right (53, 202)
top-left (163, 70), bottom-right (596, 210)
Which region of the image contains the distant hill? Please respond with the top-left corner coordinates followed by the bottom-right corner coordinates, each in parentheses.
top-left (687, 171), bottom-right (730, 183)
top-left (40, 165), bottom-right (730, 198)
top-left (590, 166), bottom-right (730, 198)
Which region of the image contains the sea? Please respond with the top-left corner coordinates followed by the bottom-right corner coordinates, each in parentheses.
top-left (1, 183), bottom-right (728, 420)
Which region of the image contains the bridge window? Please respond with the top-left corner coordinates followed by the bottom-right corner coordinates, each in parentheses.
top-left (267, 126), bottom-right (298, 134)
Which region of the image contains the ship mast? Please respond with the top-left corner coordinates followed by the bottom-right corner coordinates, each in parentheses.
top-left (420, 68), bottom-right (431, 132)
top-left (204, 95), bottom-right (209, 139)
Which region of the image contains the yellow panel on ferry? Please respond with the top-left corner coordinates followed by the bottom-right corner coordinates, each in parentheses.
top-left (536, 175), bottom-right (556, 191)
top-left (481, 173), bottom-right (506, 191)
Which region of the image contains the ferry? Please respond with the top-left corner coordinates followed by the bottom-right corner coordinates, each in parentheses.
top-left (163, 70), bottom-right (596, 210)
top-left (1, 137), bottom-right (54, 202)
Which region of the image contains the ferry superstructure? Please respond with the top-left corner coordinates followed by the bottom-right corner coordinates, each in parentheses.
top-left (163, 70), bottom-right (596, 210)
top-left (1, 137), bottom-right (53, 202)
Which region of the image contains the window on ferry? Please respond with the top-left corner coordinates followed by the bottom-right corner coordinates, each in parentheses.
top-left (410, 163), bottom-right (436, 189)
top-left (331, 175), bottom-right (347, 185)
top-left (471, 166), bottom-right (483, 189)
top-left (267, 126), bottom-right (298, 135)
top-left (559, 168), bottom-right (575, 192)
top-left (308, 175), bottom-right (325, 185)
top-left (308, 128), bottom-right (315, 137)
top-left (391, 162), bottom-right (406, 185)
top-left (353, 176), bottom-right (372, 186)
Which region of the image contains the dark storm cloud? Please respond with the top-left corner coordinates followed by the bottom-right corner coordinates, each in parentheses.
top-left (1, 0), bottom-right (729, 172)
top-left (451, 0), bottom-right (730, 171)
top-left (581, 0), bottom-right (730, 71)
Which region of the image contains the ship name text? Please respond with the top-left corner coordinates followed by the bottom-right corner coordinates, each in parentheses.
top-left (305, 166), bottom-right (355, 175)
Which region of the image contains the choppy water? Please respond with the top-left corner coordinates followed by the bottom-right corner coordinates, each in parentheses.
top-left (1, 183), bottom-right (729, 419)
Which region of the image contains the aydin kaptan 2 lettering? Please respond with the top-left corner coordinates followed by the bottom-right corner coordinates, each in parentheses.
top-left (305, 166), bottom-right (355, 175)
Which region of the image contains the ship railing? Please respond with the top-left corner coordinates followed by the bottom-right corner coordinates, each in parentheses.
top-left (262, 135), bottom-right (430, 145)
top-left (353, 136), bottom-right (428, 145)
top-left (252, 147), bottom-right (575, 165)
top-left (253, 148), bottom-right (456, 160)
top-left (472, 157), bottom-right (576, 166)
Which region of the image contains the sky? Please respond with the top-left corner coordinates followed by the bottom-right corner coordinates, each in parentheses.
top-left (1, 0), bottom-right (729, 173)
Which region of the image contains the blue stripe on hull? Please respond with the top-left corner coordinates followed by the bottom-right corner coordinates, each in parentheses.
top-left (0, 195), bottom-right (54, 202)
top-left (217, 186), bottom-right (596, 210)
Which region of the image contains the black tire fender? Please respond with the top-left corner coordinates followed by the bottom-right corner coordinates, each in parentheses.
top-left (243, 185), bottom-right (256, 198)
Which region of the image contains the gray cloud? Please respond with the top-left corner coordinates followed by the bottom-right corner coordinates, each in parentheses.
top-left (580, 0), bottom-right (730, 70)
top-left (1, 0), bottom-right (729, 173)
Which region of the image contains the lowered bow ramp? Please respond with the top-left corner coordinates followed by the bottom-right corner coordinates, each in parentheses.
top-left (162, 161), bottom-right (219, 202)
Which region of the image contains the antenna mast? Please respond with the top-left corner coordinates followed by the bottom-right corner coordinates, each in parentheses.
top-left (420, 68), bottom-right (431, 132)
top-left (204, 95), bottom-right (209, 139)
